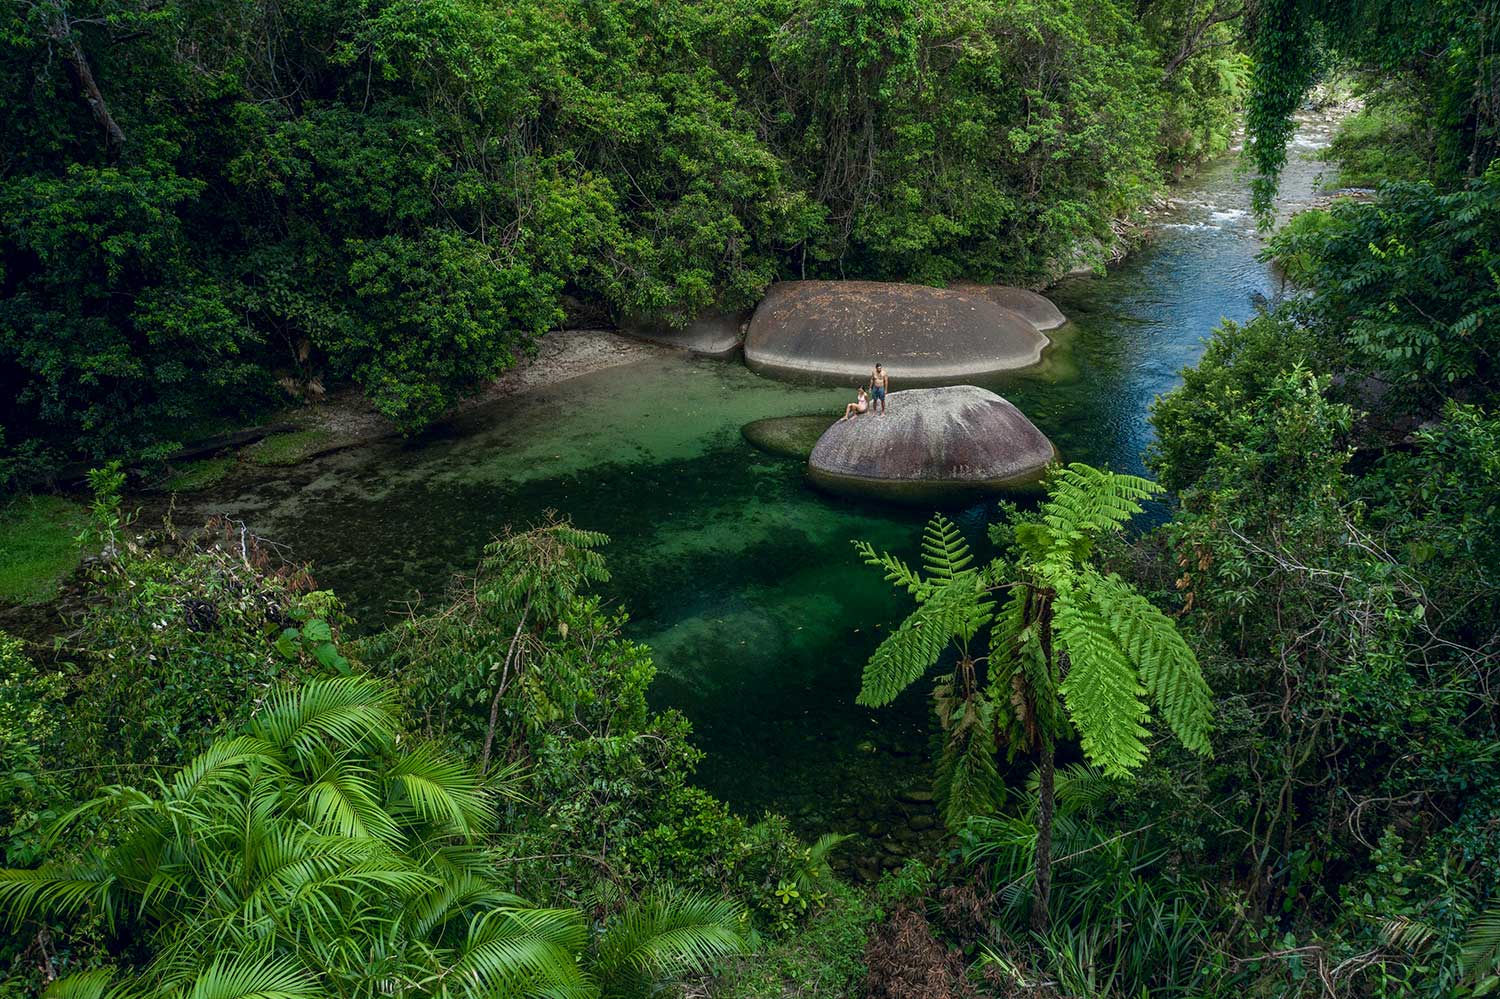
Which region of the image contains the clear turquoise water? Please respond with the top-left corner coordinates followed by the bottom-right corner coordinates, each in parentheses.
top-left (184, 116), bottom-right (1337, 839)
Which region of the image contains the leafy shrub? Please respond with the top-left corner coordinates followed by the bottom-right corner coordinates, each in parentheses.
top-left (61, 515), bottom-right (337, 786)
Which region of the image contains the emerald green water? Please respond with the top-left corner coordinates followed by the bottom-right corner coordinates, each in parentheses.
top-left (184, 114), bottom-right (1337, 846)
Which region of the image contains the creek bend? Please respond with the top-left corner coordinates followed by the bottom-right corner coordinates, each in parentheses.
top-left (180, 114), bottom-right (1337, 854)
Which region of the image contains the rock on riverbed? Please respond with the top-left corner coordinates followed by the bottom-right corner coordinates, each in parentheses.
top-left (952, 283), bottom-right (1068, 331)
top-left (807, 386), bottom-right (1056, 503)
top-left (744, 281), bottom-right (1050, 384)
top-left (741, 415), bottom-right (835, 459)
top-left (618, 310), bottom-right (747, 357)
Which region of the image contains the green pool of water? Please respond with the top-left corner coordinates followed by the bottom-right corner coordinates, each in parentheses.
top-left (182, 112), bottom-right (1340, 844)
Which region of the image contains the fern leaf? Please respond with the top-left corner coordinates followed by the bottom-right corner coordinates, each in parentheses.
top-left (853, 540), bottom-right (928, 598)
top-left (1054, 587), bottom-right (1150, 777)
top-left (934, 697), bottom-right (1004, 831)
top-left (1036, 464), bottom-right (1162, 570)
top-left (921, 514), bottom-right (975, 580)
top-left (857, 585), bottom-right (983, 707)
top-left (1087, 571), bottom-right (1213, 756)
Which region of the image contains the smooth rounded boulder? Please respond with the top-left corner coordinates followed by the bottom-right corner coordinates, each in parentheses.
top-left (744, 281), bottom-right (1048, 384)
top-left (619, 310), bottom-right (747, 357)
top-left (807, 386), bottom-right (1055, 503)
top-left (953, 283), bottom-right (1067, 331)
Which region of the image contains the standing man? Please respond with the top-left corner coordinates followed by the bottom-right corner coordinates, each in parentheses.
top-left (869, 362), bottom-right (890, 415)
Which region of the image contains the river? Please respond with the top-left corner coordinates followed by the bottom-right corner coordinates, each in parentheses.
top-left (184, 111), bottom-right (1341, 863)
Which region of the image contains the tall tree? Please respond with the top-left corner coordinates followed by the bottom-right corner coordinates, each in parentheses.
top-left (855, 463), bottom-right (1213, 929)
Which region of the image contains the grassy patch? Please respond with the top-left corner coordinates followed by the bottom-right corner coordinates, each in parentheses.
top-left (161, 456), bottom-right (237, 492)
top-left (0, 495), bottom-right (86, 605)
top-left (244, 429), bottom-right (332, 467)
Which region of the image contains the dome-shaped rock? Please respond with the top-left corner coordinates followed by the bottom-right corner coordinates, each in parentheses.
top-left (953, 284), bottom-right (1067, 331)
top-left (619, 310), bottom-right (747, 358)
top-left (744, 281), bottom-right (1048, 384)
top-left (807, 386), bottom-right (1055, 503)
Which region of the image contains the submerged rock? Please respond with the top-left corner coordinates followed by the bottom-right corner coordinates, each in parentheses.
top-left (744, 280), bottom-right (1048, 384)
top-left (741, 415), bottom-right (836, 459)
top-left (807, 386), bottom-right (1055, 503)
top-left (619, 310), bottom-right (747, 357)
top-left (953, 283), bottom-right (1067, 331)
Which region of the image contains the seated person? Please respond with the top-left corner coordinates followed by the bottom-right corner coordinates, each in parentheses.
top-left (841, 387), bottom-right (870, 422)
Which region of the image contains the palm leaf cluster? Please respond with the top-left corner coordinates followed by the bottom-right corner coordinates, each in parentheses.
top-left (0, 675), bottom-right (744, 999)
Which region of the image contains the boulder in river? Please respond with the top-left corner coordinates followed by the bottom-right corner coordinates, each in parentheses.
top-left (619, 310), bottom-right (747, 358)
top-left (744, 281), bottom-right (1048, 384)
top-left (742, 415), bottom-right (836, 459)
top-left (807, 386), bottom-right (1055, 503)
top-left (953, 283), bottom-right (1067, 331)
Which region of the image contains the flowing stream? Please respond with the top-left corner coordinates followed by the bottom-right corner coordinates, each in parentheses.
top-left (183, 112), bottom-right (1340, 867)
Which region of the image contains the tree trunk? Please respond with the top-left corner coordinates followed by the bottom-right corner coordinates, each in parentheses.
top-left (46, 5), bottom-right (126, 157)
top-left (478, 606), bottom-right (529, 775)
top-left (1031, 730), bottom-right (1056, 932)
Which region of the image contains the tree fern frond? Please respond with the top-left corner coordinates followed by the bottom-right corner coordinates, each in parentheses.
top-left (852, 540), bottom-right (928, 598)
top-left (857, 585), bottom-right (982, 707)
top-left (935, 698), bottom-right (1004, 832)
top-left (1054, 590), bottom-right (1150, 777)
top-left (1087, 572), bottom-right (1213, 756)
top-left (921, 514), bottom-right (975, 580)
top-left (1036, 465), bottom-right (1161, 569)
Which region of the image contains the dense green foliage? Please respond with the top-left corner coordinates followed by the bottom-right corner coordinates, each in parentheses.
top-left (0, 0), bottom-right (1248, 486)
top-left (0, 674), bottom-right (749, 999)
top-left (0, 506), bottom-right (848, 995)
top-left (854, 466), bottom-right (1212, 929)
top-left (1245, 0), bottom-right (1497, 211)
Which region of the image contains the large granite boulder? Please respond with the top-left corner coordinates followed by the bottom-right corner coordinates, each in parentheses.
top-left (807, 386), bottom-right (1055, 503)
top-left (619, 310), bottom-right (747, 358)
top-left (744, 281), bottom-right (1048, 384)
top-left (953, 284), bottom-right (1067, 331)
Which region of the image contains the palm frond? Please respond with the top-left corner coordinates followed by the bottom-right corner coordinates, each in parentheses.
top-left (1463, 906), bottom-right (1500, 993)
top-left (178, 955), bottom-right (319, 999)
top-left (592, 891), bottom-right (747, 998)
top-left (386, 743), bottom-right (498, 836)
top-left (441, 906), bottom-right (591, 999)
top-left (1027, 763), bottom-right (1121, 819)
top-left (247, 675), bottom-right (397, 761)
top-left (794, 834), bottom-right (853, 893)
top-left (0, 867), bottom-right (116, 927)
top-left (42, 968), bottom-right (115, 999)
